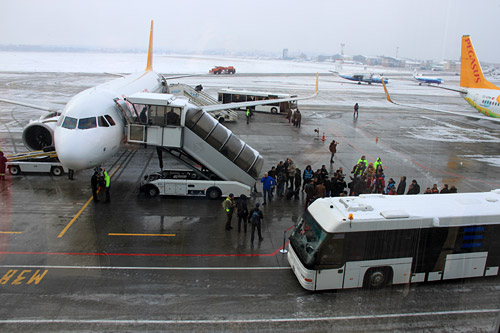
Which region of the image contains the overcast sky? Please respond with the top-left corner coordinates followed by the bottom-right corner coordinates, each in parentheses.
top-left (1, 0), bottom-right (499, 62)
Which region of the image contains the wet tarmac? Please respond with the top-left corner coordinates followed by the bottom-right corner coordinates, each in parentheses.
top-left (0, 72), bottom-right (499, 331)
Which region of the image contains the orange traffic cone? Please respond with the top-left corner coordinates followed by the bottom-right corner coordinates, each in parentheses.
top-left (322, 132), bottom-right (325, 141)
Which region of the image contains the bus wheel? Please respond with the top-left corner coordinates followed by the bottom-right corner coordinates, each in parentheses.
top-left (271, 107), bottom-right (278, 113)
top-left (206, 187), bottom-right (221, 200)
top-left (51, 166), bottom-right (64, 176)
top-left (144, 185), bottom-right (159, 198)
top-left (9, 165), bottom-right (20, 175)
top-left (363, 267), bottom-right (391, 289)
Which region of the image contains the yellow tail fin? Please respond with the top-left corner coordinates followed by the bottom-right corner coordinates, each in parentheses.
top-left (145, 20), bottom-right (154, 72)
top-left (460, 35), bottom-right (499, 90)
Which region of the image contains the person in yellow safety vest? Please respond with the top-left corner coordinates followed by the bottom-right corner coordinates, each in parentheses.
top-left (357, 155), bottom-right (367, 168)
top-left (222, 193), bottom-right (236, 230)
top-left (246, 107), bottom-right (251, 124)
top-left (103, 169), bottom-right (111, 203)
top-left (374, 157), bottom-right (383, 175)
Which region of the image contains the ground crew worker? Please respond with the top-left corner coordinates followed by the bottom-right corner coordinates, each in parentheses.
top-left (374, 157), bottom-right (383, 175)
top-left (223, 193), bottom-right (236, 230)
top-left (246, 107), bottom-right (251, 124)
top-left (357, 155), bottom-right (367, 168)
top-left (91, 171), bottom-right (100, 202)
top-left (354, 103), bottom-right (359, 119)
top-left (103, 169), bottom-right (111, 203)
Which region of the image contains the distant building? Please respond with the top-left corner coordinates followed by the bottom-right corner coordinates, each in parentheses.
top-left (381, 56), bottom-right (406, 68)
top-left (282, 48), bottom-right (289, 60)
top-left (443, 60), bottom-right (459, 72)
top-left (353, 55), bottom-right (366, 64)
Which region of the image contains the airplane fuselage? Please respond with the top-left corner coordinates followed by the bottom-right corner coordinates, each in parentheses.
top-left (414, 76), bottom-right (443, 85)
top-left (462, 88), bottom-right (500, 118)
top-left (339, 74), bottom-right (388, 85)
top-left (54, 71), bottom-right (163, 170)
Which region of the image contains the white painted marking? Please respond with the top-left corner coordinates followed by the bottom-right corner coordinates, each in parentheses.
top-left (0, 309), bottom-right (498, 325)
top-left (0, 265), bottom-right (291, 271)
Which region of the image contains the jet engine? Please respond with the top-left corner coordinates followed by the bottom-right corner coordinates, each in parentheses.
top-left (22, 112), bottom-right (60, 151)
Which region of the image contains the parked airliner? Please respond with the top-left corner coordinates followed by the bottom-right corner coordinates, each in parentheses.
top-left (0, 21), bottom-right (317, 171)
top-left (382, 35), bottom-right (500, 122)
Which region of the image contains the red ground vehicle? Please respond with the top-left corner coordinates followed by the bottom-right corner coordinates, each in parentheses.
top-left (209, 66), bottom-right (236, 74)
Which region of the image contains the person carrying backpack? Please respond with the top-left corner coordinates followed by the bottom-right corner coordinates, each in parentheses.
top-left (248, 203), bottom-right (264, 244)
top-left (236, 194), bottom-right (249, 233)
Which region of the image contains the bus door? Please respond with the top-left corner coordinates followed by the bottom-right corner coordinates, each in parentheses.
top-left (315, 233), bottom-right (345, 290)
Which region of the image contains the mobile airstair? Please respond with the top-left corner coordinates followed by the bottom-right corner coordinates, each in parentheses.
top-left (124, 92), bottom-right (262, 198)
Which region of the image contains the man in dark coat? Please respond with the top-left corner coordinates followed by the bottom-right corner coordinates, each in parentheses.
top-left (407, 179), bottom-right (420, 195)
top-left (396, 176), bottom-right (406, 195)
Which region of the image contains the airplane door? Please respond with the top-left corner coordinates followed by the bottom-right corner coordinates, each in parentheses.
top-left (473, 94), bottom-right (479, 103)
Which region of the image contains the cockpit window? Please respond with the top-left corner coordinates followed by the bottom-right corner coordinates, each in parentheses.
top-left (78, 117), bottom-right (97, 129)
top-left (104, 115), bottom-right (116, 126)
top-left (61, 116), bottom-right (77, 129)
top-left (98, 116), bottom-right (109, 127)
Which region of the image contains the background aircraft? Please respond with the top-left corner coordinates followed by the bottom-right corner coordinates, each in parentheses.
top-left (382, 35), bottom-right (500, 122)
top-left (413, 70), bottom-right (443, 85)
top-left (330, 70), bottom-right (389, 85)
top-left (0, 21), bottom-right (317, 171)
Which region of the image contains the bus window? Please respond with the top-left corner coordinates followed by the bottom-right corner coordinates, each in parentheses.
top-left (232, 94), bottom-right (245, 103)
top-left (317, 233), bottom-right (345, 268)
top-left (289, 211), bottom-right (328, 268)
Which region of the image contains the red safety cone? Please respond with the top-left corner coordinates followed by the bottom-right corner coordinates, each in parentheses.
top-left (322, 132), bottom-right (325, 141)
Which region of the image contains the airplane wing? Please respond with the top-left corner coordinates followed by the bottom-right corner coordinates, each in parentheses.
top-left (381, 79), bottom-right (500, 123)
top-left (201, 73), bottom-right (319, 113)
top-left (0, 97), bottom-right (63, 113)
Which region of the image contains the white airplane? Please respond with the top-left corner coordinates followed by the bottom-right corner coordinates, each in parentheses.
top-left (0, 21), bottom-right (318, 171)
top-left (382, 35), bottom-right (500, 122)
top-left (413, 69), bottom-right (443, 85)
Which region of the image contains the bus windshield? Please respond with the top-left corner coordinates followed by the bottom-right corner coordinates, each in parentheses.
top-left (290, 210), bottom-right (328, 268)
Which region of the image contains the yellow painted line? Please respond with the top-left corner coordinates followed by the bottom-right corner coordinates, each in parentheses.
top-left (108, 233), bottom-right (176, 237)
top-left (58, 165), bottom-right (120, 238)
top-left (0, 231), bottom-right (22, 234)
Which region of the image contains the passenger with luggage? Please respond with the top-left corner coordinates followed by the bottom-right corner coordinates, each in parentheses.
top-left (236, 194), bottom-right (249, 233)
top-left (248, 203), bottom-right (264, 244)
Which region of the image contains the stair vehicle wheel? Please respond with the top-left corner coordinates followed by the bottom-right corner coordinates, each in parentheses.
top-left (206, 187), bottom-right (221, 200)
top-left (271, 107), bottom-right (278, 113)
top-left (144, 185), bottom-right (159, 198)
top-left (51, 166), bottom-right (64, 176)
top-left (9, 165), bottom-right (20, 175)
top-left (363, 267), bottom-right (391, 289)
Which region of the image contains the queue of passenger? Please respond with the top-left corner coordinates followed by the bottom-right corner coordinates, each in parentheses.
top-left (260, 154), bottom-right (458, 209)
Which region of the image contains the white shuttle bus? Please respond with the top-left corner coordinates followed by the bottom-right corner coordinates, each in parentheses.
top-left (288, 191), bottom-right (500, 291)
top-left (218, 89), bottom-right (298, 114)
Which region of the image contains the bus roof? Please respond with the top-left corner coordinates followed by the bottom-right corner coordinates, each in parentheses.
top-left (218, 88), bottom-right (295, 99)
top-left (308, 190), bottom-right (500, 233)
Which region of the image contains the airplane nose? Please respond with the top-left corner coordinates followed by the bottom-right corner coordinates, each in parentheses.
top-left (55, 128), bottom-right (106, 170)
